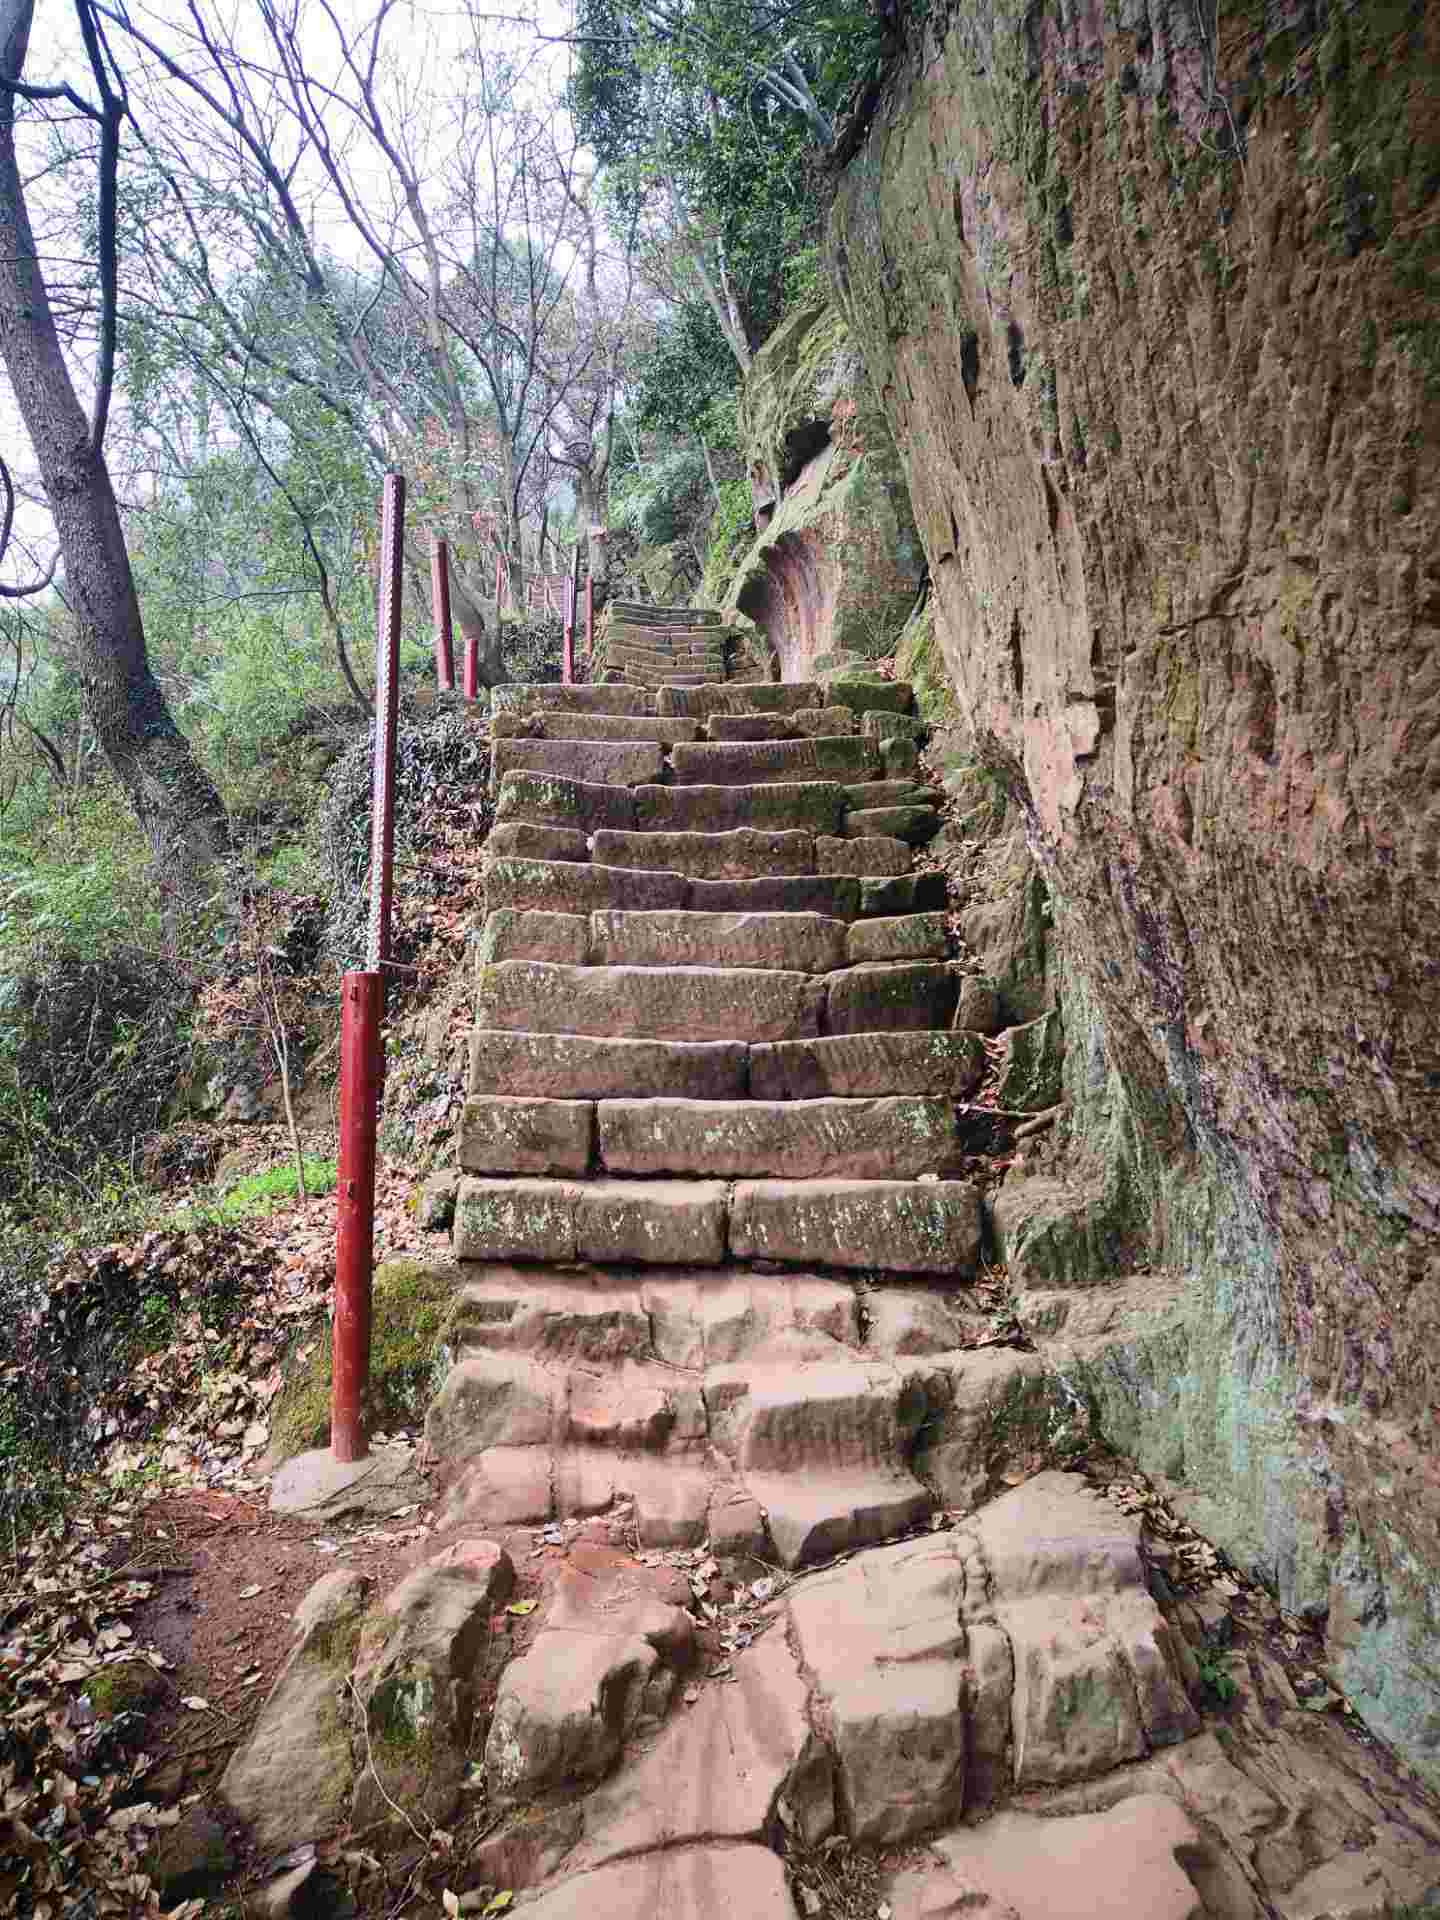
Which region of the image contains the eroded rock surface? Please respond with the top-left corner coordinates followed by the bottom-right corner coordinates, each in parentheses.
top-left (830, 0), bottom-right (1440, 1785)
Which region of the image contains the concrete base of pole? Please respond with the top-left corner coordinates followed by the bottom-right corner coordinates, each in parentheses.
top-left (269, 1444), bottom-right (425, 1521)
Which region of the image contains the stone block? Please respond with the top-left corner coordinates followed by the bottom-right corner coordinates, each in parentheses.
top-left (596, 1096), bottom-right (957, 1179)
top-left (845, 804), bottom-right (940, 845)
top-left (792, 705), bottom-right (857, 736)
top-left (824, 960), bottom-right (960, 1032)
top-left (453, 1177), bottom-right (579, 1262)
top-left (859, 871), bottom-right (948, 916)
top-left (492, 683), bottom-right (654, 715)
top-left (468, 1030), bottom-right (749, 1100)
top-left (497, 770), bottom-right (635, 832)
top-left (729, 1178), bottom-right (981, 1273)
top-left (816, 833), bottom-right (910, 876)
top-left (458, 1096), bottom-right (594, 1175)
top-left (574, 1180), bottom-right (728, 1264)
top-left (485, 858), bottom-right (687, 915)
top-left (688, 874), bottom-right (861, 917)
top-left (589, 909), bottom-right (846, 973)
top-left (491, 738), bottom-right (663, 791)
top-left (860, 709), bottom-right (926, 741)
top-left (822, 673), bottom-right (915, 714)
top-left (846, 912), bottom-right (948, 963)
top-left (749, 1030), bottom-right (984, 1099)
top-left (475, 908), bottom-right (590, 967)
top-left (670, 736), bottom-right (877, 786)
top-left (634, 781), bottom-right (844, 835)
top-left (592, 827), bottom-right (816, 880)
top-left (487, 821), bottom-right (589, 863)
top-left (475, 959), bottom-right (824, 1042)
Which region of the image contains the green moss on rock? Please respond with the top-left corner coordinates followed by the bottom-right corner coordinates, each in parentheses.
top-left (267, 1258), bottom-right (459, 1463)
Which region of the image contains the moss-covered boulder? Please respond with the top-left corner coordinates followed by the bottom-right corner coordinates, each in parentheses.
top-left (267, 1258), bottom-right (458, 1463)
top-left (721, 302), bottom-right (924, 681)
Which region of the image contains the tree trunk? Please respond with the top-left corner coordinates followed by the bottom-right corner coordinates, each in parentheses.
top-left (450, 569), bottom-right (508, 687)
top-left (0, 0), bottom-right (227, 874)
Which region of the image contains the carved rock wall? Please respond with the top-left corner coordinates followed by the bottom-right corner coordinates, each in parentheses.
top-left (830, 0), bottom-right (1440, 1781)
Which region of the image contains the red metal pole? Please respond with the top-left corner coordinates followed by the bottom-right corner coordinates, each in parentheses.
top-left (562, 575), bottom-right (574, 685)
top-left (331, 471), bottom-right (404, 1464)
top-left (494, 553), bottom-right (503, 611)
top-left (585, 575), bottom-right (594, 666)
top-left (332, 971), bottom-right (381, 1462)
top-left (463, 631), bottom-right (478, 701)
top-left (430, 537), bottom-right (455, 691)
top-left (368, 473), bottom-right (403, 976)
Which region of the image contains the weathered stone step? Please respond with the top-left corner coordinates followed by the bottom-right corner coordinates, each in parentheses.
top-left (729, 1177), bottom-right (979, 1272)
top-left (460, 1095), bottom-right (593, 1174)
top-left (452, 1175), bottom-right (981, 1272)
top-left (671, 736), bottom-right (878, 785)
top-left (493, 683), bottom-right (654, 716)
top-left (624, 669), bottom-right (709, 688)
top-left (860, 871), bottom-right (948, 915)
top-left (846, 803), bottom-right (942, 845)
top-left (497, 771), bottom-right (636, 833)
top-left (816, 834), bottom-right (910, 876)
top-left (749, 1030), bottom-right (984, 1099)
top-left (633, 782), bottom-right (844, 835)
top-left (454, 1177), bottom-right (730, 1264)
top-left (689, 874), bottom-right (862, 917)
top-left (468, 1030), bottom-right (749, 1099)
top-left (707, 706), bottom-right (856, 741)
top-left (492, 738), bottom-right (665, 790)
top-left (488, 822), bottom-right (590, 863)
top-left (749, 1468), bottom-right (933, 1570)
top-left (607, 643), bottom-right (726, 669)
top-left (474, 959), bottom-right (825, 1042)
top-left (595, 1096), bottom-right (957, 1179)
top-left (485, 858), bottom-right (687, 915)
top-left (518, 713), bottom-right (703, 744)
top-left (589, 909), bottom-right (847, 972)
top-left (846, 912), bottom-right (948, 962)
top-left (658, 682), bottom-right (824, 718)
top-left (591, 827), bottom-right (817, 880)
top-left (826, 961), bottom-right (960, 1031)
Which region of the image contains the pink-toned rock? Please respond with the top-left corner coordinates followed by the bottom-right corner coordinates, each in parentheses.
top-left (468, 1030), bottom-right (749, 1100)
top-left (596, 1095), bottom-right (956, 1180)
top-left (475, 959), bottom-right (825, 1042)
top-left (519, 1845), bottom-right (792, 1920)
top-left (824, 960), bottom-right (960, 1032)
top-left (484, 857), bottom-right (686, 916)
top-left (458, 1095), bottom-right (593, 1175)
top-left (749, 1030), bottom-right (983, 1099)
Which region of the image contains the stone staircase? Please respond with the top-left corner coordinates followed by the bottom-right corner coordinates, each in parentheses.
top-left (220, 616), bottom-right (1440, 1920)
top-left (431, 618), bottom-right (1066, 1570)
top-left (590, 599), bottom-right (735, 687)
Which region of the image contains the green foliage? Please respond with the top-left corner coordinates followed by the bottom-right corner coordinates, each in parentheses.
top-left (208, 1156), bottom-right (337, 1222)
top-left (268, 1257), bottom-right (457, 1459)
top-left (782, 245), bottom-right (827, 311)
top-left (612, 447), bottom-right (711, 546)
top-left (631, 304), bottom-right (740, 443)
top-left (701, 476), bottom-right (755, 599)
top-left (1195, 1651), bottom-right (1239, 1704)
top-left (573, 0), bottom-right (879, 361)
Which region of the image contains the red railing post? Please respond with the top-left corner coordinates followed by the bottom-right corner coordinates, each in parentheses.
top-left (494, 552), bottom-right (503, 611)
top-left (430, 537), bottom-right (455, 691)
top-left (332, 471), bottom-right (404, 1464)
top-left (562, 574), bottom-right (574, 685)
top-left (332, 971), bottom-right (381, 1461)
top-left (585, 575), bottom-right (594, 666)
top-left (463, 631), bottom-right (479, 701)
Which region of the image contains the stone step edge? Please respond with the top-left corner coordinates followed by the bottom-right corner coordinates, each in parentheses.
top-left (451, 1173), bottom-right (981, 1274)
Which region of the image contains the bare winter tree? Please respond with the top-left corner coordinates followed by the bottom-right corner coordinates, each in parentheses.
top-left (0, 0), bottom-right (227, 869)
top-left (104, 0), bottom-right (636, 685)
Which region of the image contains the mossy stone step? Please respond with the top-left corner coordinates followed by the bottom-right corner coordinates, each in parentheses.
top-left (591, 827), bottom-right (817, 881)
top-left (491, 738), bottom-right (665, 790)
top-left (590, 909), bottom-right (848, 973)
top-left (474, 958), bottom-right (825, 1043)
top-left (633, 782), bottom-right (845, 836)
top-left (747, 1030), bottom-right (984, 1100)
top-left (484, 857), bottom-right (687, 915)
top-left (493, 684), bottom-right (655, 716)
top-left (671, 736), bottom-right (879, 786)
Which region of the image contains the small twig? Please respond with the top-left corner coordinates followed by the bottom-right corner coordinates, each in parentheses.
top-left (347, 1675), bottom-right (432, 1845)
top-left (1014, 1104), bottom-right (1064, 1142)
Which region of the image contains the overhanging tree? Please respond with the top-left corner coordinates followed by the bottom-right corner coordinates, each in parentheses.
top-left (0, 0), bottom-right (228, 872)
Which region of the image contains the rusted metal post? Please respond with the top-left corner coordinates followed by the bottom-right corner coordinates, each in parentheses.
top-left (463, 630), bottom-right (479, 700)
top-left (585, 574), bottom-right (594, 667)
top-left (331, 471), bottom-right (405, 1464)
top-left (494, 552), bottom-right (503, 611)
top-left (562, 573), bottom-right (574, 685)
top-left (430, 537), bottom-right (455, 690)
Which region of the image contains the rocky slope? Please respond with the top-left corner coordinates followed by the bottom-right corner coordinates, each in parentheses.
top-left (827, 0), bottom-right (1440, 1785)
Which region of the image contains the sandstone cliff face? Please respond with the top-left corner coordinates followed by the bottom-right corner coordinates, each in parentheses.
top-left (831, 2), bottom-right (1440, 1779)
top-left (725, 302), bottom-right (924, 677)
